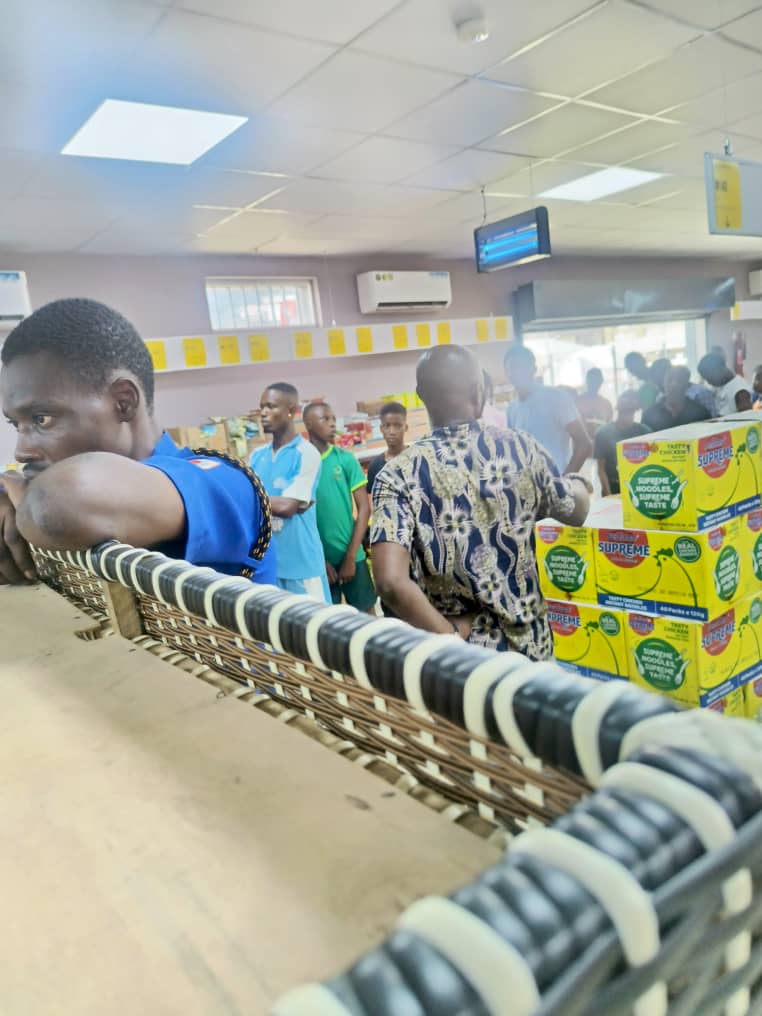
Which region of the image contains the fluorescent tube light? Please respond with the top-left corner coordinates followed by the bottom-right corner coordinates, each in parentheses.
top-left (62, 100), bottom-right (247, 166)
top-left (539, 167), bottom-right (664, 202)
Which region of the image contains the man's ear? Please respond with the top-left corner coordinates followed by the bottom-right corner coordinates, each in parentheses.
top-left (110, 377), bottom-right (141, 423)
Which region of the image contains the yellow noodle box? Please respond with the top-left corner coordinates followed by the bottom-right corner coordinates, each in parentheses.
top-left (735, 594), bottom-right (762, 719)
top-left (625, 606), bottom-right (753, 716)
top-left (547, 600), bottom-right (628, 682)
top-left (536, 499), bottom-right (622, 602)
top-left (617, 420), bottom-right (761, 532)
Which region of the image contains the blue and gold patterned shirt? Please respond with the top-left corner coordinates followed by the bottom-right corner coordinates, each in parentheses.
top-left (370, 420), bottom-right (578, 659)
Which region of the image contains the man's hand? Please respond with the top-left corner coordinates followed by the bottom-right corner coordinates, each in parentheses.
top-left (338, 554), bottom-right (356, 584)
top-left (0, 478), bottom-right (36, 585)
top-left (325, 561), bottom-right (338, 586)
top-left (446, 614), bottom-right (473, 640)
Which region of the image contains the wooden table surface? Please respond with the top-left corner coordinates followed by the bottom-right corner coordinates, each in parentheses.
top-left (0, 585), bottom-right (498, 1015)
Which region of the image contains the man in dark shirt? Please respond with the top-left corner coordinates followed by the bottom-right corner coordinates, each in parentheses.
top-left (366, 402), bottom-right (407, 494)
top-left (594, 390), bottom-right (649, 496)
top-left (642, 365), bottom-right (711, 431)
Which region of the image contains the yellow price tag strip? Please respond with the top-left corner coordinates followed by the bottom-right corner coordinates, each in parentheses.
top-left (476, 319), bottom-right (489, 343)
top-left (356, 327), bottom-right (373, 353)
top-left (393, 324), bottom-right (408, 350)
top-left (713, 158), bottom-right (742, 230)
top-left (416, 323), bottom-right (431, 347)
top-left (295, 332), bottom-right (313, 359)
top-left (183, 337), bottom-right (207, 368)
top-left (494, 317), bottom-right (509, 341)
top-left (145, 340), bottom-right (167, 371)
top-left (328, 328), bottom-right (346, 356)
top-left (217, 335), bottom-right (240, 365)
top-left (436, 322), bottom-right (451, 345)
top-left (248, 335), bottom-right (270, 362)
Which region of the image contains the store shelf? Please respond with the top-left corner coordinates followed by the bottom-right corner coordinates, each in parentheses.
top-left (144, 315), bottom-right (514, 375)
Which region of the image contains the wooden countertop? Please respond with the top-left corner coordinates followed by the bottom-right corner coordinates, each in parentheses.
top-left (0, 585), bottom-right (498, 1015)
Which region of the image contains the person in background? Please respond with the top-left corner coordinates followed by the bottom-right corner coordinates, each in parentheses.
top-left (504, 344), bottom-right (592, 473)
top-left (480, 370), bottom-right (505, 428)
top-left (697, 353), bottom-right (753, 415)
top-left (250, 383), bottom-right (329, 602)
top-left (643, 365), bottom-right (711, 431)
top-left (576, 367), bottom-right (613, 439)
top-left (624, 351), bottom-right (660, 412)
top-left (752, 365), bottom-right (762, 409)
top-left (371, 344), bottom-right (590, 659)
top-left (304, 402), bottom-right (376, 613)
top-left (651, 356), bottom-right (716, 416)
top-left (0, 298), bottom-right (276, 585)
top-left (366, 402), bottom-right (408, 494)
top-left (594, 390), bottom-right (650, 496)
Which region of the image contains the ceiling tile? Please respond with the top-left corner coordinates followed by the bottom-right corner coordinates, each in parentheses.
top-left (726, 111), bottom-right (762, 140)
top-left (589, 36), bottom-right (762, 115)
top-left (256, 235), bottom-right (394, 256)
top-left (78, 226), bottom-right (196, 255)
top-left (298, 215), bottom-right (420, 239)
top-left (486, 160), bottom-right (604, 198)
top-left (427, 191), bottom-right (528, 222)
top-left (200, 115), bottom-right (365, 175)
top-left (488, 2), bottom-right (699, 98)
top-left (354, 0), bottom-right (597, 76)
top-left (563, 120), bottom-right (697, 163)
top-left (664, 72), bottom-right (762, 128)
top-left (174, 0), bottom-right (400, 44)
top-left (268, 51), bottom-right (461, 132)
top-left (722, 7), bottom-right (762, 46)
top-left (257, 178), bottom-right (457, 216)
top-left (0, 150), bottom-right (45, 200)
top-left (387, 79), bottom-right (559, 147)
top-left (628, 129), bottom-right (762, 177)
top-left (0, 196), bottom-right (114, 251)
top-left (402, 149), bottom-right (529, 191)
top-left (481, 103), bottom-right (640, 158)
top-left (643, 0), bottom-right (762, 29)
top-left (310, 136), bottom-right (460, 184)
top-left (129, 9), bottom-right (337, 115)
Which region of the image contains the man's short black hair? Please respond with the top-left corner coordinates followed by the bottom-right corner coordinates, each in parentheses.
top-left (1, 298), bottom-right (155, 411)
top-left (267, 382), bottom-right (299, 400)
top-left (380, 401), bottom-right (407, 418)
top-left (303, 400), bottom-right (328, 421)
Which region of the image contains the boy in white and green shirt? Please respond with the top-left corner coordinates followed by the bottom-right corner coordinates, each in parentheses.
top-left (304, 403), bottom-right (377, 612)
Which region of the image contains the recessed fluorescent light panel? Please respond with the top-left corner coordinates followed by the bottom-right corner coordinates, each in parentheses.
top-left (62, 99), bottom-right (248, 166)
top-left (539, 167), bottom-right (664, 202)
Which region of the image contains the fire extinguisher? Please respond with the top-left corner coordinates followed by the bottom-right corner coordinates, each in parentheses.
top-left (734, 331), bottom-right (746, 376)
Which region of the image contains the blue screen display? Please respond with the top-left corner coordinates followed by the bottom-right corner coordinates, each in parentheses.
top-left (474, 207), bottom-right (551, 272)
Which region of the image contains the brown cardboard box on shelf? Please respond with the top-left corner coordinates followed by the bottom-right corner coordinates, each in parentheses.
top-left (407, 407), bottom-right (429, 440)
top-left (356, 399), bottom-right (386, 416)
top-left (168, 424), bottom-right (228, 453)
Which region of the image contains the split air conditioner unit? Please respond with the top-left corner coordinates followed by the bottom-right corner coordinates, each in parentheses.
top-left (0, 271), bottom-right (31, 330)
top-left (357, 270), bottom-right (452, 314)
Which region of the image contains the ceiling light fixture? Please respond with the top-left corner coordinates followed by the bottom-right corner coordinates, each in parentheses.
top-left (456, 17), bottom-right (490, 43)
top-left (62, 99), bottom-right (248, 166)
top-left (539, 167), bottom-right (664, 202)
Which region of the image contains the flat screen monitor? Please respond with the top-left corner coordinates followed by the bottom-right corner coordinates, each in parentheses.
top-left (474, 207), bottom-right (551, 272)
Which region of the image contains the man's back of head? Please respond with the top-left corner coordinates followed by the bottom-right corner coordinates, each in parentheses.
top-left (416, 345), bottom-right (484, 428)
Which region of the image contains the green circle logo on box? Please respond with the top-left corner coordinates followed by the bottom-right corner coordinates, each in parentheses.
top-left (714, 545), bottom-right (740, 601)
top-left (751, 598), bottom-right (762, 624)
top-left (633, 638), bottom-right (687, 692)
top-left (748, 428), bottom-right (760, 454)
top-left (674, 537), bottom-right (701, 563)
top-left (543, 546), bottom-right (588, 593)
top-left (625, 465), bottom-right (685, 520)
top-left (599, 612), bottom-right (621, 637)
top-left (753, 535), bottom-right (762, 582)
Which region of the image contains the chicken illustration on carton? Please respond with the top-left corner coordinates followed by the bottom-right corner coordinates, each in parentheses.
top-left (548, 600), bottom-right (628, 682)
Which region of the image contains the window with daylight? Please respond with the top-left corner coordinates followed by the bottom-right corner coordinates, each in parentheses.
top-left (205, 277), bottom-right (320, 331)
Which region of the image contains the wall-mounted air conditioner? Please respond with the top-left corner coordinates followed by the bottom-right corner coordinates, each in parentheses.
top-left (0, 271), bottom-right (31, 330)
top-left (357, 270), bottom-right (452, 314)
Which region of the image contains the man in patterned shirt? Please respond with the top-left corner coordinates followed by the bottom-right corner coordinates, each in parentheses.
top-left (370, 345), bottom-right (590, 659)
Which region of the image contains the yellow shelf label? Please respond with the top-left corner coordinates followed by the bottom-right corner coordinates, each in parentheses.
top-left (713, 159), bottom-right (742, 230)
top-left (295, 331), bottom-right (313, 359)
top-left (217, 335), bottom-right (240, 365)
top-left (248, 334), bottom-right (270, 362)
top-left (328, 328), bottom-right (346, 356)
top-left (356, 327), bottom-right (373, 353)
top-left (393, 324), bottom-right (409, 350)
top-left (416, 323), bottom-right (431, 347)
top-left (494, 317), bottom-right (509, 341)
top-left (183, 337), bottom-right (207, 368)
top-left (476, 319), bottom-right (489, 343)
top-left (145, 340), bottom-right (167, 372)
top-left (436, 322), bottom-right (451, 345)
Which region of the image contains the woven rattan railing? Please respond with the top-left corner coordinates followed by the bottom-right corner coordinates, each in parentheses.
top-left (33, 541), bottom-right (762, 1015)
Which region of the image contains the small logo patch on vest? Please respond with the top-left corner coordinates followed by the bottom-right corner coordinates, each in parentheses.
top-left (188, 458), bottom-right (221, 470)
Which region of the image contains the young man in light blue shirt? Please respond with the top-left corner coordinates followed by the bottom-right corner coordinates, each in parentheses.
top-left (250, 383), bottom-right (330, 602)
top-left (504, 344), bottom-right (591, 473)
